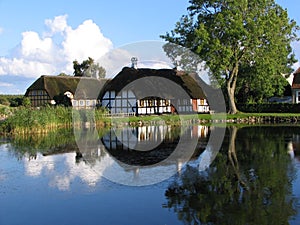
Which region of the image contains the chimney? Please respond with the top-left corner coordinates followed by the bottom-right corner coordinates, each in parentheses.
top-left (131, 57), bottom-right (138, 69)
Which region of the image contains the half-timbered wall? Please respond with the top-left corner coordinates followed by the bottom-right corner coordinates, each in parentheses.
top-left (171, 98), bottom-right (209, 113)
top-left (102, 90), bottom-right (137, 114)
top-left (101, 91), bottom-right (209, 115)
top-left (137, 99), bottom-right (171, 115)
top-left (27, 90), bottom-right (51, 107)
top-left (196, 99), bottom-right (210, 113)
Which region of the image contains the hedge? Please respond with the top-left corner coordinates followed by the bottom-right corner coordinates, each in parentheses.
top-left (237, 103), bottom-right (300, 113)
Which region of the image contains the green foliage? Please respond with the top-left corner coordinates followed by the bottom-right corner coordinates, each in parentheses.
top-left (164, 126), bottom-right (297, 225)
top-left (22, 97), bottom-right (31, 107)
top-left (0, 95), bottom-right (10, 106)
top-left (0, 106), bottom-right (111, 134)
top-left (1, 106), bottom-right (73, 133)
top-left (236, 63), bottom-right (292, 104)
top-left (73, 57), bottom-right (106, 78)
top-left (0, 95), bottom-right (28, 107)
top-left (237, 103), bottom-right (300, 113)
top-left (161, 0), bottom-right (299, 113)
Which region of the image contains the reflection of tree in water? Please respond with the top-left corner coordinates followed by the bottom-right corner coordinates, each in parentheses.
top-left (9, 128), bottom-right (76, 160)
top-left (164, 126), bottom-right (297, 225)
top-left (8, 127), bottom-right (110, 165)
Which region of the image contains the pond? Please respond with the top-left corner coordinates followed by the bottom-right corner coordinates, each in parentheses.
top-left (1, 125), bottom-right (300, 225)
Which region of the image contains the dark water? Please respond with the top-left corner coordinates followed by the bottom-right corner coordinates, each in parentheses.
top-left (1, 125), bottom-right (300, 225)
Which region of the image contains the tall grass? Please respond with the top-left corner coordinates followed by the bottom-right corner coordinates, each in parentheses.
top-left (0, 106), bottom-right (112, 134)
top-left (1, 106), bottom-right (72, 134)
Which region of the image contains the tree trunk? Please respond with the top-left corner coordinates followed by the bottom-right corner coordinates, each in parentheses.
top-left (228, 126), bottom-right (249, 190)
top-left (227, 84), bottom-right (237, 114)
top-left (226, 62), bottom-right (239, 114)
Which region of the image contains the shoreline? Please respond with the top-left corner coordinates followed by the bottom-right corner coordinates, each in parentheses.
top-left (2, 112), bottom-right (300, 135)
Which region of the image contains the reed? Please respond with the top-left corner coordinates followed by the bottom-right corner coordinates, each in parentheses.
top-left (0, 106), bottom-right (113, 134)
top-left (1, 106), bottom-right (72, 134)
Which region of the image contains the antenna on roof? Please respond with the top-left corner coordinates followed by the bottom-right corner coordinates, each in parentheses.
top-left (131, 57), bottom-right (138, 69)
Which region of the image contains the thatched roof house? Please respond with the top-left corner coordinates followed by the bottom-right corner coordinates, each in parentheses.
top-left (25, 75), bottom-right (109, 107)
top-left (100, 67), bottom-right (210, 115)
top-left (25, 66), bottom-right (210, 114)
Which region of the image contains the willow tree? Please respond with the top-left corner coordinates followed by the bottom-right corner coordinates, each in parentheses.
top-left (161, 0), bottom-right (298, 114)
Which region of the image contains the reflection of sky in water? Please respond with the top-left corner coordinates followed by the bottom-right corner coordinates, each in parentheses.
top-left (1, 127), bottom-right (300, 225)
top-left (23, 152), bottom-right (115, 191)
top-left (0, 143), bottom-right (181, 225)
top-left (289, 160), bottom-right (300, 225)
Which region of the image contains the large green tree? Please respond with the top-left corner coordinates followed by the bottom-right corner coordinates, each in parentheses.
top-left (73, 57), bottom-right (106, 79)
top-left (161, 0), bottom-right (298, 113)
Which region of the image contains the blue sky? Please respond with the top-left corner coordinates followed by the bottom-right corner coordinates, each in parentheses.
top-left (0, 0), bottom-right (299, 94)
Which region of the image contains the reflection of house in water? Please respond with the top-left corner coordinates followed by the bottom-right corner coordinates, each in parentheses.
top-left (21, 125), bottom-right (213, 187)
top-left (289, 134), bottom-right (300, 160)
top-left (102, 125), bottom-right (209, 151)
top-left (101, 125), bottom-right (209, 167)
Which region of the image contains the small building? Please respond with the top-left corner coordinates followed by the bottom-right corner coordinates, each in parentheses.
top-left (25, 75), bottom-right (109, 108)
top-left (291, 67), bottom-right (300, 103)
top-left (99, 67), bottom-right (210, 115)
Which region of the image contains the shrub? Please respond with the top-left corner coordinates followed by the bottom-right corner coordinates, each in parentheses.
top-left (237, 103), bottom-right (300, 113)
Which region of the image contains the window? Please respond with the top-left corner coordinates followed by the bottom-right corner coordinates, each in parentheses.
top-left (72, 100), bottom-right (78, 106)
top-left (140, 100), bottom-right (144, 107)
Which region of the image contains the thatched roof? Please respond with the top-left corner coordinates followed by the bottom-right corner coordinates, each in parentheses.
top-left (25, 75), bottom-right (110, 99)
top-left (99, 67), bottom-right (209, 100)
top-left (292, 68), bottom-right (300, 89)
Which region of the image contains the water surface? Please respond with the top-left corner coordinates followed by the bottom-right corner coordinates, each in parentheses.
top-left (1, 125), bottom-right (300, 225)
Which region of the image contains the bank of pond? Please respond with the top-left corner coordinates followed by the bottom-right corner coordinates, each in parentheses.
top-left (1, 106), bottom-right (300, 134)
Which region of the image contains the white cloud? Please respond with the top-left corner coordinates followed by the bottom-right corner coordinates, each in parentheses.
top-left (0, 57), bottom-right (56, 78)
top-left (98, 48), bottom-right (133, 77)
top-left (0, 82), bottom-right (13, 87)
top-left (21, 32), bottom-right (53, 58)
top-left (97, 41), bottom-right (174, 77)
top-left (45, 14), bottom-right (68, 35)
top-left (62, 19), bottom-right (113, 72)
top-left (0, 15), bottom-right (113, 79)
top-left (0, 27), bottom-right (3, 35)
